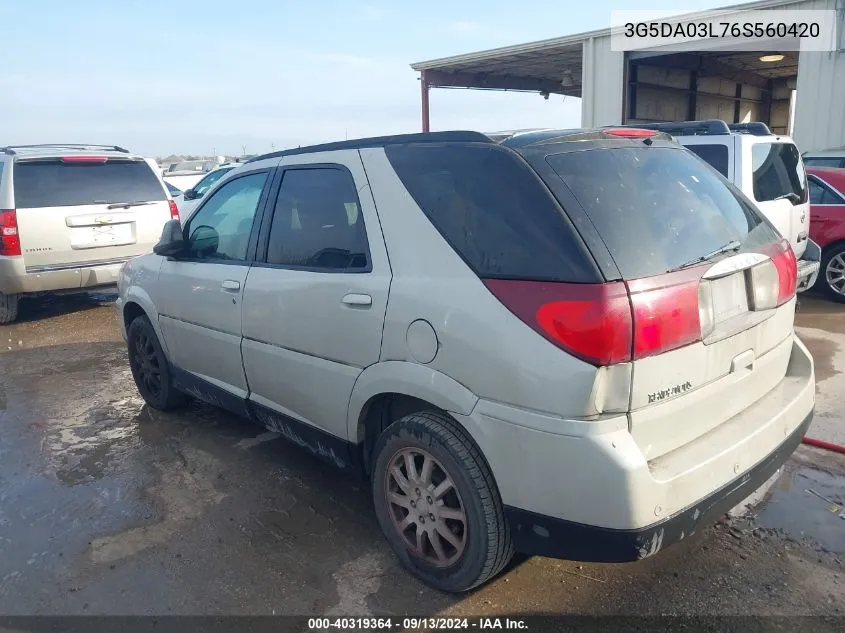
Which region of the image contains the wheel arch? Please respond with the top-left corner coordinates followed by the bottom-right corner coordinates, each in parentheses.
top-left (121, 286), bottom-right (170, 357)
top-left (348, 361), bottom-right (480, 473)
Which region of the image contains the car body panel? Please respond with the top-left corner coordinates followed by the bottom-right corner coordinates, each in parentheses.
top-left (807, 167), bottom-right (845, 248)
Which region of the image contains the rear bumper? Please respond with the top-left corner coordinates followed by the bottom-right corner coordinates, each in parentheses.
top-left (452, 335), bottom-right (814, 560)
top-left (504, 410), bottom-right (811, 562)
top-left (0, 256), bottom-right (127, 294)
top-left (797, 239), bottom-right (821, 292)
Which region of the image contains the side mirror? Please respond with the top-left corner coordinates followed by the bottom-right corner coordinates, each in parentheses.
top-left (153, 219), bottom-right (186, 257)
top-left (189, 224), bottom-right (219, 256)
top-left (183, 188), bottom-right (198, 201)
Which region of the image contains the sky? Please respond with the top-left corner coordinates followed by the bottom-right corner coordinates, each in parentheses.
top-left (1, 0), bottom-right (733, 156)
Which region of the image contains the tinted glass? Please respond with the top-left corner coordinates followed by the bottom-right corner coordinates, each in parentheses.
top-left (809, 178), bottom-right (843, 205)
top-left (804, 158), bottom-right (844, 169)
top-left (752, 142), bottom-right (807, 203)
top-left (546, 147), bottom-right (780, 279)
top-left (194, 167), bottom-right (233, 196)
top-left (685, 144), bottom-right (730, 177)
top-left (385, 143), bottom-right (596, 282)
top-left (13, 159), bottom-right (166, 208)
top-left (266, 168), bottom-right (368, 270)
top-left (166, 182), bottom-right (182, 195)
top-left (185, 172), bottom-right (267, 261)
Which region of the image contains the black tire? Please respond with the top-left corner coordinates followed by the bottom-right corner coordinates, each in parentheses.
top-left (0, 292), bottom-right (19, 324)
top-left (127, 315), bottom-right (187, 410)
top-left (371, 411), bottom-right (513, 592)
top-left (818, 243), bottom-right (845, 304)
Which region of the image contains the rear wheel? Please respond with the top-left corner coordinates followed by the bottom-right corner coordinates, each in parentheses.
top-left (127, 315), bottom-right (187, 410)
top-left (0, 292), bottom-right (19, 324)
top-left (371, 411), bottom-right (513, 592)
top-left (819, 243), bottom-right (845, 303)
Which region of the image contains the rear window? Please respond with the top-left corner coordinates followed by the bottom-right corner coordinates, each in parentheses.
top-left (685, 144), bottom-right (730, 177)
top-left (752, 142), bottom-right (807, 203)
top-left (545, 146), bottom-right (780, 279)
top-left (13, 159), bottom-right (166, 208)
top-left (385, 143), bottom-right (598, 282)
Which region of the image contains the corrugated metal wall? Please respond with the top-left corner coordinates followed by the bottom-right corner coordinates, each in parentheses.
top-left (793, 0), bottom-right (845, 151)
top-left (581, 34), bottom-right (624, 127)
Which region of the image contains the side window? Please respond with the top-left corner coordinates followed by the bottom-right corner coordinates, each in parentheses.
top-left (804, 158), bottom-right (844, 169)
top-left (809, 178), bottom-right (844, 205)
top-left (685, 144), bottom-right (730, 178)
top-left (185, 171), bottom-right (268, 261)
top-left (265, 167), bottom-right (369, 271)
top-left (194, 168), bottom-right (230, 196)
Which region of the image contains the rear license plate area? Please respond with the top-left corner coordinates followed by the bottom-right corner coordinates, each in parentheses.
top-left (70, 223), bottom-right (136, 249)
top-left (710, 272), bottom-right (749, 324)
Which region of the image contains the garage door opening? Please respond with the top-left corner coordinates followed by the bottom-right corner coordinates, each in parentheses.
top-left (624, 50), bottom-right (799, 135)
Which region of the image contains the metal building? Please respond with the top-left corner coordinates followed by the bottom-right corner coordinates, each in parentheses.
top-left (411, 0), bottom-right (844, 152)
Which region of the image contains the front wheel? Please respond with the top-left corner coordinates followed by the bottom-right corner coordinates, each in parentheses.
top-left (371, 411), bottom-right (513, 592)
top-left (127, 315), bottom-right (187, 410)
top-left (818, 243), bottom-right (845, 303)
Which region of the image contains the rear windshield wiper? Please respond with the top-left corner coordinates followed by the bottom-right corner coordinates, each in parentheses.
top-left (103, 201), bottom-right (157, 210)
top-left (670, 240), bottom-right (742, 272)
top-left (773, 192), bottom-right (801, 204)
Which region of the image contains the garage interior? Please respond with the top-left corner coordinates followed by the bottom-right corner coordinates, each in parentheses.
top-left (414, 42), bottom-right (800, 135)
top-left (626, 51), bottom-right (799, 134)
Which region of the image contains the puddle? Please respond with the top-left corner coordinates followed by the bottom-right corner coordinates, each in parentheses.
top-left (754, 466), bottom-right (845, 556)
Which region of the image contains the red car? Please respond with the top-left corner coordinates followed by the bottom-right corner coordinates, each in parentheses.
top-left (808, 167), bottom-right (845, 302)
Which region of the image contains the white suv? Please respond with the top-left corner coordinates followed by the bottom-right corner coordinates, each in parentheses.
top-left (0, 144), bottom-right (178, 323)
top-left (116, 129), bottom-right (815, 592)
top-left (629, 120), bottom-right (821, 293)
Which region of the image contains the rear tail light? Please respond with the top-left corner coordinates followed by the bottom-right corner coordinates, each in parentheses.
top-left (760, 239), bottom-right (797, 305)
top-left (484, 268), bottom-right (706, 366)
top-left (0, 210), bottom-right (21, 257)
top-left (168, 200), bottom-right (180, 221)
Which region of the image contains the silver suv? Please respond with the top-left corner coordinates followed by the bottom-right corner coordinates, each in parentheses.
top-left (116, 130), bottom-right (815, 592)
top-left (0, 144), bottom-right (178, 323)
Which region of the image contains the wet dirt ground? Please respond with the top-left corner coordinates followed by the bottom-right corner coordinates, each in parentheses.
top-left (0, 291), bottom-right (844, 622)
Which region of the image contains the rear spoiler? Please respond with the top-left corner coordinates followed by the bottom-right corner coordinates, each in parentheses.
top-left (612, 120), bottom-right (773, 137)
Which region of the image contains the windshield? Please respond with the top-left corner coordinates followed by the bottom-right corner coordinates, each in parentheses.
top-left (545, 146), bottom-right (780, 279)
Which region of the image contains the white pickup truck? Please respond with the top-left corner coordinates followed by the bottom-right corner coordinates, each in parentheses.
top-left (630, 120), bottom-right (821, 293)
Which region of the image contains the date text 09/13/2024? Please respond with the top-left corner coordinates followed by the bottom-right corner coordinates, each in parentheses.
top-left (307, 617), bottom-right (528, 630)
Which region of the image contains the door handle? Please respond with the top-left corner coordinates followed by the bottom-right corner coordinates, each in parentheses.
top-left (342, 293), bottom-right (372, 307)
top-left (221, 280), bottom-right (241, 292)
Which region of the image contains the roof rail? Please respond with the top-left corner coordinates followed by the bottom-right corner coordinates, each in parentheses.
top-left (614, 120), bottom-right (731, 137)
top-left (728, 122), bottom-right (772, 136)
top-left (0, 143), bottom-right (130, 156)
top-left (245, 131), bottom-right (492, 163)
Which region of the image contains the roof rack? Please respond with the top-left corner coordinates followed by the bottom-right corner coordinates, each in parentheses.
top-left (614, 120), bottom-right (732, 137)
top-left (0, 143), bottom-right (130, 156)
top-left (245, 131), bottom-right (492, 163)
top-left (728, 122), bottom-right (772, 136)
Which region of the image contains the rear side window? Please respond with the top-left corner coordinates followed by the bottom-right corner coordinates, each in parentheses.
top-left (809, 178), bottom-right (844, 204)
top-left (545, 147), bottom-right (780, 279)
top-left (804, 157), bottom-right (844, 169)
top-left (385, 144), bottom-right (597, 282)
top-left (751, 142), bottom-right (807, 203)
top-left (265, 167), bottom-right (369, 271)
top-left (13, 159), bottom-right (166, 208)
top-left (685, 144), bottom-right (730, 177)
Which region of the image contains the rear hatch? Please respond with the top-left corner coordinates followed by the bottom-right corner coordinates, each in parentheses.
top-left (515, 134), bottom-right (798, 459)
top-left (12, 156), bottom-right (173, 270)
top-left (745, 138), bottom-right (809, 259)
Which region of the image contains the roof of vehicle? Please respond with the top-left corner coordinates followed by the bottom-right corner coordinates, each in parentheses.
top-left (245, 128), bottom-right (675, 163)
top-left (803, 147), bottom-right (845, 158)
top-left (613, 120), bottom-right (792, 141)
top-left (0, 144), bottom-right (136, 160)
top-left (807, 166), bottom-right (845, 193)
